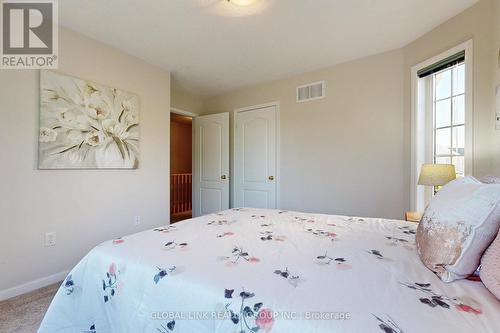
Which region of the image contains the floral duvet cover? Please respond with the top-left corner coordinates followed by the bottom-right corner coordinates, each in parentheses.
top-left (38, 208), bottom-right (500, 333)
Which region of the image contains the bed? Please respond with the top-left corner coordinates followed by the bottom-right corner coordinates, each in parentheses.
top-left (38, 208), bottom-right (500, 333)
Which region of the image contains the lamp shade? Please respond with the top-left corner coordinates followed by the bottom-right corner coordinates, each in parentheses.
top-left (418, 164), bottom-right (457, 186)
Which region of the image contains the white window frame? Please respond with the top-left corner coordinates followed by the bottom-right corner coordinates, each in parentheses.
top-left (431, 64), bottom-right (466, 174)
top-left (410, 40), bottom-right (474, 211)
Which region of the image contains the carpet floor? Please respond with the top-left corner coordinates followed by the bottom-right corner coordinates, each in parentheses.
top-left (0, 283), bottom-right (59, 333)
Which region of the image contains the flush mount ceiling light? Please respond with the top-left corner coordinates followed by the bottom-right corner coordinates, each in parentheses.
top-left (227, 0), bottom-right (255, 6)
top-left (209, 0), bottom-right (267, 17)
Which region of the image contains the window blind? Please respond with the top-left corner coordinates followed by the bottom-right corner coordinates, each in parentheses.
top-left (417, 50), bottom-right (465, 78)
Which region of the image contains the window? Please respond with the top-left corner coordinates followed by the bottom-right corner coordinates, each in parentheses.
top-left (411, 41), bottom-right (473, 211)
top-left (432, 62), bottom-right (465, 177)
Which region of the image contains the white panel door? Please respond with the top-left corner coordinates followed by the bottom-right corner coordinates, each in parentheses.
top-left (193, 113), bottom-right (229, 217)
top-left (234, 106), bottom-right (277, 209)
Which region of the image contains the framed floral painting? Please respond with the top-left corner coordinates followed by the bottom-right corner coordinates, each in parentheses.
top-left (39, 70), bottom-right (140, 169)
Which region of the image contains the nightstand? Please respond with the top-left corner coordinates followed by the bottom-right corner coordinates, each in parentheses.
top-left (405, 211), bottom-right (423, 223)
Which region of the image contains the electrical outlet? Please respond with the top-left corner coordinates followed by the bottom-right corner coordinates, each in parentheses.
top-left (134, 216), bottom-right (141, 226)
top-left (45, 232), bottom-right (56, 247)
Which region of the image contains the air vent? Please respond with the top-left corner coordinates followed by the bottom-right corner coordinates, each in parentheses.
top-left (296, 81), bottom-right (325, 103)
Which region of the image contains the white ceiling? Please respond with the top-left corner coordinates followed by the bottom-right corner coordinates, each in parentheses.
top-left (60, 0), bottom-right (478, 97)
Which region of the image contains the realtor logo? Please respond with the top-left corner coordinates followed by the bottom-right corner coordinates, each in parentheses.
top-left (1, 0), bottom-right (58, 69)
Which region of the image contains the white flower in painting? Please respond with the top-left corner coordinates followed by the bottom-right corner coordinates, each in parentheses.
top-left (83, 83), bottom-right (99, 96)
top-left (54, 108), bottom-right (92, 131)
top-left (95, 143), bottom-right (136, 169)
top-left (124, 111), bottom-right (138, 125)
top-left (74, 88), bottom-right (111, 121)
top-left (67, 150), bottom-right (84, 164)
top-left (66, 129), bottom-right (85, 143)
top-left (42, 88), bottom-right (59, 102)
top-left (85, 131), bottom-right (106, 147)
top-left (122, 99), bottom-right (133, 112)
top-left (121, 99), bottom-right (138, 124)
top-left (57, 109), bottom-right (75, 121)
top-left (39, 127), bottom-right (58, 143)
top-left (84, 106), bottom-right (110, 120)
top-left (102, 119), bottom-right (128, 140)
top-left (76, 114), bottom-right (95, 131)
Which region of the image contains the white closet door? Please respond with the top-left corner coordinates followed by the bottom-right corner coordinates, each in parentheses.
top-left (234, 106), bottom-right (277, 209)
top-left (193, 113), bottom-right (229, 217)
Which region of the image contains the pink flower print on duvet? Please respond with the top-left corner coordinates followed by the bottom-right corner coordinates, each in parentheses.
top-left (456, 303), bottom-right (482, 314)
top-left (102, 263), bottom-right (119, 303)
top-left (256, 308), bottom-right (274, 332)
top-left (224, 288), bottom-right (274, 333)
top-left (108, 263), bottom-right (117, 275)
top-left (400, 282), bottom-right (482, 315)
top-left (217, 231), bottom-right (235, 238)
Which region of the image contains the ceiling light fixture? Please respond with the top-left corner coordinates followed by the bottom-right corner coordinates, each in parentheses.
top-left (227, 0), bottom-right (254, 6)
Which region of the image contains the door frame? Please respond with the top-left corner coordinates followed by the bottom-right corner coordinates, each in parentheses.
top-left (171, 107), bottom-right (198, 118)
top-left (232, 101), bottom-right (281, 209)
top-left (169, 107), bottom-right (197, 219)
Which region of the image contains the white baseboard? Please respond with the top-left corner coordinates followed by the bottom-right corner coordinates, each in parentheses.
top-left (0, 270), bottom-right (69, 302)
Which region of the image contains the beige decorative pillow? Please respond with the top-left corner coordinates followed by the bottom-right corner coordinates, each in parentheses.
top-left (416, 176), bottom-right (500, 283)
top-left (481, 231), bottom-right (500, 300)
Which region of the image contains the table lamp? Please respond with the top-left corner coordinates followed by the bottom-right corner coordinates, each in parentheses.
top-left (418, 164), bottom-right (457, 193)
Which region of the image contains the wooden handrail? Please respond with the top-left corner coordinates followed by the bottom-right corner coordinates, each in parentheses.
top-left (170, 173), bottom-right (192, 215)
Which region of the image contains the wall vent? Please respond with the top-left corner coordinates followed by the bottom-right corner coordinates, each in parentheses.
top-left (296, 81), bottom-right (325, 103)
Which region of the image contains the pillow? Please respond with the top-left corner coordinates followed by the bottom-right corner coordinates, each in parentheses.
top-left (480, 176), bottom-right (500, 184)
top-left (416, 176), bottom-right (500, 283)
top-left (480, 231), bottom-right (500, 299)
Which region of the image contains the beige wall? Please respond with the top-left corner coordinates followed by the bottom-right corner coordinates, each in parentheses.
top-left (204, 50), bottom-right (406, 219)
top-left (171, 79), bottom-right (204, 114)
top-left (0, 28), bottom-right (171, 293)
top-left (203, 0), bottom-right (498, 218)
top-left (492, 0), bottom-right (500, 171)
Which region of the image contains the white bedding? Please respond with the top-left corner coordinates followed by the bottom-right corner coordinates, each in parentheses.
top-left (39, 208), bottom-right (500, 333)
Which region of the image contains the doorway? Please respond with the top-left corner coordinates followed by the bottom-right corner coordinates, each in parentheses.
top-left (170, 112), bottom-right (193, 223)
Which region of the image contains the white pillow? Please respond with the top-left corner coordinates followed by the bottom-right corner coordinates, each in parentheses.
top-left (480, 175), bottom-right (500, 184)
top-left (416, 176), bottom-right (500, 282)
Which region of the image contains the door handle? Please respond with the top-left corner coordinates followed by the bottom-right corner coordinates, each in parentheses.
top-left (268, 176), bottom-right (274, 181)
top-left (221, 175), bottom-right (227, 180)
